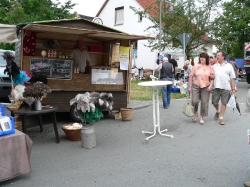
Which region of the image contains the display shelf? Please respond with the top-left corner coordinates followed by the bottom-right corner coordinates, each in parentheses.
top-left (36, 48), bottom-right (106, 55)
top-left (31, 56), bottom-right (72, 59)
top-left (89, 52), bottom-right (106, 54)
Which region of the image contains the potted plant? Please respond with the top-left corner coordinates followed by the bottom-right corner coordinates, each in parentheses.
top-left (23, 82), bottom-right (52, 110)
top-left (69, 92), bottom-right (113, 148)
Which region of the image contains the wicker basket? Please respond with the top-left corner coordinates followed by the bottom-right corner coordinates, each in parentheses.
top-left (61, 123), bottom-right (81, 141)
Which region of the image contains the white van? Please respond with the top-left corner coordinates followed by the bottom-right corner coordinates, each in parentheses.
top-left (0, 49), bottom-right (15, 99)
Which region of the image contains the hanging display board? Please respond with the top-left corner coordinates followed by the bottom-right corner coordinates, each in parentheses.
top-left (23, 30), bottom-right (36, 56)
top-left (111, 44), bottom-right (120, 63)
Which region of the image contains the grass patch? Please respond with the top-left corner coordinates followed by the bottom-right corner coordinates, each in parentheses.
top-left (130, 79), bottom-right (187, 100)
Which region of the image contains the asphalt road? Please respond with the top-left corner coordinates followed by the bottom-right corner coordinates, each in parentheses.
top-left (1, 81), bottom-right (250, 187)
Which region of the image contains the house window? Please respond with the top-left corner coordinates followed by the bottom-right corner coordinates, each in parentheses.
top-left (115, 6), bottom-right (124, 25)
top-left (138, 14), bottom-right (142, 22)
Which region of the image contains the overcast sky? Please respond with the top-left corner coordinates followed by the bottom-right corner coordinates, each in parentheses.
top-left (55, 0), bottom-right (106, 17)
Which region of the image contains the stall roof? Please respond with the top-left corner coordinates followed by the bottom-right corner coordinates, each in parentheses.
top-left (17, 18), bottom-right (125, 34)
top-left (23, 24), bottom-right (155, 41)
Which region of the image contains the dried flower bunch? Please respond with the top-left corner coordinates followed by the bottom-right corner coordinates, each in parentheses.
top-left (23, 81), bottom-right (52, 100)
top-left (70, 92), bottom-right (113, 124)
top-left (70, 92), bottom-right (113, 113)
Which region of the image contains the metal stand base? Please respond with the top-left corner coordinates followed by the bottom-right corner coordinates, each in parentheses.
top-left (142, 85), bottom-right (174, 140)
top-left (142, 128), bottom-right (173, 140)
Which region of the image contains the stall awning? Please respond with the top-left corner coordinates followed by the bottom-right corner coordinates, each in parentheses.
top-left (22, 24), bottom-right (155, 41)
top-left (0, 24), bottom-right (18, 44)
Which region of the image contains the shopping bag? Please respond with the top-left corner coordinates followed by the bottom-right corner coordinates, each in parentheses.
top-left (226, 94), bottom-right (236, 109)
top-left (182, 95), bottom-right (194, 117)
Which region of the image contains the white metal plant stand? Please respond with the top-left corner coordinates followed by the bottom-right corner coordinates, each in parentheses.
top-left (138, 81), bottom-right (174, 140)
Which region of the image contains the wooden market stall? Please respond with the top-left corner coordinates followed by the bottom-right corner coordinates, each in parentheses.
top-left (14, 19), bottom-right (153, 119)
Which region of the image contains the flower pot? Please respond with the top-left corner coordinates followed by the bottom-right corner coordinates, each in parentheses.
top-left (81, 125), bottom-right (96, 149)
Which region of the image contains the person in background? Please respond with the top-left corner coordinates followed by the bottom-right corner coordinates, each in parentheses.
top-left (212, 51), bottom-right (235, 125)
top-left (191, 58), bottom-right (195, 66)
top-left (169, 56), bottom-right (178, 79)
top-left (131, 66), bottom-right (136, 80)
top-left (209, 56), bottom-right (214, 65)
top-left (71, 38), bottom-right (90, 73)
top-left (135, 67), bottom-right (139, 78)
top-left (212, 59), bottom-right (217, 65)
top-left (155, 57), bottom-right (173, 109)
top-left (184, 60), bottom-right (193, 82)
top-left (183, 60), bottom-right (193, 91)
top-left (138, 67), bottom-right (144, 80)
top-left (189, 52), bottom-right (214, 124)
top-left (176, 68), bottom-right (181, 80)
top-left (229, 57), bottom-right (239, 89)
top-left (183, 65), bottom-right (189, 92)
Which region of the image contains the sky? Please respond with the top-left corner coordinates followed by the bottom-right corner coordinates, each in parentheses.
top-left (56, 0), bottom-right (106, 17)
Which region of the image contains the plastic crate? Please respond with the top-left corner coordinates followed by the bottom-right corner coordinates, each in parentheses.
top-left (0, 104), bottom-right (5, 116)
top-left (171, 87), bottom-right (180, 93)
top-left (0, 104), bottom-right (15, 136)
top-left (0, 115), bottom-right (15, 136)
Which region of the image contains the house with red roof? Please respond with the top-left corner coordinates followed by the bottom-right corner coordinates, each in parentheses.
top-left (96, 0), bottom-right (214, 70)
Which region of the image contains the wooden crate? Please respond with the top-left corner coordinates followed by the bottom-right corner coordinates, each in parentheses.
top-left (9, 101), bottom-right (23, 110)
top-left (14, 114), bottom-right (22, 131)
top-left (113, 111), bottom-right (121, 120)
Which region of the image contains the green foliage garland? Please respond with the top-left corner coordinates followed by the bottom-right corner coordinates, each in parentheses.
top-left (78, 108), bottom-right (104, 125)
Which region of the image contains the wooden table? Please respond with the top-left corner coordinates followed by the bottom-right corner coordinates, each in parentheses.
top-left (10, 105), bottom-right (60, 143)
top-left (0, 130), bottom-right (33, 182)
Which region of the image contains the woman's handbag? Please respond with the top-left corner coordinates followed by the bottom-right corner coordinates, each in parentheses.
top-left (183, 94), bottom-right (194, 117)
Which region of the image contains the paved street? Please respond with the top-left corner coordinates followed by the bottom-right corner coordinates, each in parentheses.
top-left (1, 81), bottom-right (250, 187)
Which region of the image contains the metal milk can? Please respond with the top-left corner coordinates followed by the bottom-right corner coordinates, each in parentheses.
top-left (81, 125), bottom-right (96, 148)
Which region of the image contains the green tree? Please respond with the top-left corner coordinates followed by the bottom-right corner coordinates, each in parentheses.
top-left (213, 0), bottom-right (250, 58)
top-left (0, 0), bottom-right (76, 49)
top-left (131, 0), bottom-right (222, 59)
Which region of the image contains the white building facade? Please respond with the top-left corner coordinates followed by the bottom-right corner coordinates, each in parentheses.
top-left (96, 0), bottom-right (214, 69)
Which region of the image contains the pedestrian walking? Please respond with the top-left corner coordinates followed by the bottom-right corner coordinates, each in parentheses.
top-left (169, 56), bottom-right (178, 79)
top-left (184, 60), bottom-right (192, 82)
top-left (155, 57), bottom-right (173, 109)
top-left (212, 51), bottom-right (236, 125)
top-left (131, 66), bottom-right (136, 80)
top-left (188, 52), bottom-right (214, 124)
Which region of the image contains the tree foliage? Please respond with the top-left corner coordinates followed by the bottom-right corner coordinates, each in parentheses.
top-left (0, 0), bottom-right (76, 24)
top-left (131, 0), bottom-right (222, 59)
top-left (213, 0), bottom-right (250, 58)
top-left (0, 0), bottom-right (76, 50)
